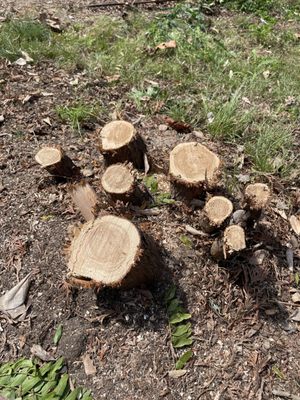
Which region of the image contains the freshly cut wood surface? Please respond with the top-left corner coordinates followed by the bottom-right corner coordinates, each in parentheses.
top-left (169, 142), bottom-right (220, 184)
top-left (99, 120), bottom-right (146, 169)
top-left (68, 215), bottom-right (141, 285)
top-left (244, 183), bottom-right (270, 210)
top-left (69, 182), bottom-right (98, 221)
top-left (35, 145), bottom-right (78, 177)
top-left (211, 225), bottom-right (246, 260)
top-left (101, 120), bottom-right (135, 151)
top-left (101, 164), bottom-right (134, 195)
top-left (201, 196), bottom-right (233, 232)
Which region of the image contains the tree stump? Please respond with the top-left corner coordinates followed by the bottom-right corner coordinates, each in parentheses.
top-left (35, 146), bottom-right (79, 178)
top-left (67, 215), bottom-right (161, 289)
top-left (211, 225), bottom-right (246, 260)
top-left (200, 196), bottom-right (233, 233)
top-left (169, 142), bottom-right (220, 199)
top-left (69, 182), bottom-right (98, 221)
top-left (244, 183), bottom-right (270, 221)
top-left (99, 120), bottom-right (146, 169)
top-left (101, 163), bottom-right (145, 205)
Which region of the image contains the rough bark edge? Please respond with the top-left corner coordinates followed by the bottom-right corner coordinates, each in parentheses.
top-left (69, 181), bottom-right (99, 221)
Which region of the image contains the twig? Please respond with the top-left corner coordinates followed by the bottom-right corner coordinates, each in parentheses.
top-left (88, 0), bottom-right (178, 7)
top-left (272, 389), bottom-right (300, 400)
top-left (185, 224), bottom-right (208, 237)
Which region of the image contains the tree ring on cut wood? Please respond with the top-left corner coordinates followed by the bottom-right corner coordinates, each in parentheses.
top-left (67, 215), bottom-right (159, 288)
top-left (200, 196), bottom-right (233, 232)
top-left (169, 142), bottom-right (220, 199)
top-left (211, 225), bottom-right (246, 260)
top-left (99, 120), bottom-right (146, 169)
top-left (244, 183), bottom-right (270, 210)
top-left (35, 145), bottom-right (79, 178)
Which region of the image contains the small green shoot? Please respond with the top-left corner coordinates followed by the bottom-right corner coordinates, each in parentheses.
top-left (180, 235), bottom-right (192, 248)
top-left (272, 365), bottom-right (285, 380)
top-left (53, 324), bottom-right (63, 345)
top-left (175, 350), bottom-right (193, 370)
top-left (144, 175), bottom-right (175, 207)
top-left (56, 103), bottom-right (99, 134)
top-left (294, 272), bottom-right (300, 287)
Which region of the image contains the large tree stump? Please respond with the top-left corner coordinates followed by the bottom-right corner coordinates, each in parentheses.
top-left (199, 196), bottom-right (233, 233)
top-left (35, 146), bottom-right (79, 178)
top-left (67, 215), bottom-right (161, 289)
top-left (169, 142), bottom-right (220, 199)
top-left (69, 182), bottom-right (98, 221)
top-left (101, 163), bottom-right (146, 205)
top-left (244, 183), bottom-right (270, 221)
top-left (99, 120), bottom-right (146, 169)
top-left (211, 225), bottom-right (246, 260)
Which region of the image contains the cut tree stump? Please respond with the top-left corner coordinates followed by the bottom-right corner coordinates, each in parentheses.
top-left (67, 215), bottom-right (161, 288)
top-left (69, 182), bottom-right (98, 221)
top-left (200, 196), bottom-right (233, 233)
top-left (99, 120), bottom-right (146, 169)
top-left (101, 163), bottom-right (146, 205)
top-left (211, 225), bottom-right (246, 260)
top-left (169, 142), bottom-right (220, 199)
top-left (244, 183), bottom-right (271, 221)
top-left (35, 146), bottom-right (79, 178)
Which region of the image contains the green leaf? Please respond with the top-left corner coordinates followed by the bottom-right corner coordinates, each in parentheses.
top-left (172, 334), bottom-right (193, 348)
top-left (170, 313), bottom-right (192, 325)
top-left (155, 192), bottom-right (175, 205)
top-left (272, 365), bottom-right (284, 380)
top-left (20, 376), bottom-right (42, 394)
top-left (81, 389), bottom-right (93, 400)
top-left (295, 272), bottom-right (300, 286)
top-left (53, 324), bottom-right (63, 345)
top-left (144, 175), bottom-right (158, 194)
top-left (54, 373), bottom-right (69, 396)
top-left (172, 323), bottom-right (191, 337)
top-left (175, 350), bottom-right (193, 370)
top-left (179, 235), bottom-right (192, 248)
top-left (164, 285), bottom-right (176, 304)
top-left (167, 298), bottom-right (182, 315)
top-left (64, 388), bottom-right (81, 400)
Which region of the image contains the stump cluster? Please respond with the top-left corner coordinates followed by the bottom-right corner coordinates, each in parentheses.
top-left (35, 119), bottom-right (272, 289)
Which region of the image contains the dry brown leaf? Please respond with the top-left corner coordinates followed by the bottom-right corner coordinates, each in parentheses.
top-left (163, 116), bottom-right (191, 133)
top-left (82, 354), bottom-right (96, 375)
top-left (31, 344), bottom-right (55, 361)
top-left (155, 40), bottom-right (177, 50)
top-left (0, 273), bottom-right (32, 313)
top-left (168, 369), bottom-right (187, 378)
top-left (289, 215), bottom-right (300, 235)
top-left (292, 292), bottom-right (300, 303)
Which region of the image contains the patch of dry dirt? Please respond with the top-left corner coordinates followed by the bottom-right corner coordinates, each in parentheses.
top-left (0, 5), bottom-right (300, 400)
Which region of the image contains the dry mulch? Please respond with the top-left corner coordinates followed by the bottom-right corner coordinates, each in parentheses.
top-left (0, 2), bottom-right (300, 399)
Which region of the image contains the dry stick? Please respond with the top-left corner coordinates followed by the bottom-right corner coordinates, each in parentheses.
top-left (67, 215), bottom-right (162, 289)
top-left (87, 0), bottom-right (178, 7)
top-left (69, 182), bottom-right (98, 221)
top-left (272, 389), bottom-right (300, 400)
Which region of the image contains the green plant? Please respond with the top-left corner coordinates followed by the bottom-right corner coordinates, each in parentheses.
top-left (56, 103), bottom-right (99, 133)
top-left (143, 175), bottom-right (175, 206)
top-left (0, 357), bottom-right (92, 399)
top-left (164, 286), bottom-right (193, 370)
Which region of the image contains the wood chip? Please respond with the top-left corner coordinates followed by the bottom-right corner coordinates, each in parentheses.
top-left (289, 215), bottom-right (300, 236)
top-left (82, 354), bottom-right (97, 375)
top-left (291, 292), bottom-right (300, 303)
top-left (168, 369), bottom-right (186, 378)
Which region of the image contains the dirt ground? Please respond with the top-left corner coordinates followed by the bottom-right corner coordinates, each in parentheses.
top-left (1, 1), bottom-right (300, 399)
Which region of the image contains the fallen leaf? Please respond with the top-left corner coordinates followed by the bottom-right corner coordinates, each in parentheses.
top-left (53, 324), bottom-right (63, 345)
top-left (292, 292), bottom-right (300, 303)
top-left (0, 273), bottom-right (32, 313)
top-left (43, 117), bottom-right (52, 126)
top-left (291, 309), bottom-right (300, 322)
top-left (31, 344), bottom-right (55, 361)
top-left (105, 74), bottom-right (120, 83)
top-left (237, 174), bottom-right (250, 184)
top-left (263, 70), bottom-right (270, 79)
top-left (274, 208), bottom-right (287, 220)
top-left (45, 18), bottom-right (63, 32)
top-left (158, 124), bottom-right (168, 132)
top-left (70, 78), bottom-right (78, 86)
top-left (168, 369), bottom-right (187, 378)
top-left (285, 96), bottom-right (296, 106)
top-left (82, 354), bottom-right (96, 376)
top-left (163, 116), bottom-right (191, 133)
top-left (21, 51), bottom-right (33, 63)
top-left (14, 58), bottom-right (27, 66)
top-left (207, 111), bottom-right (214, 124)
top-left (144, 153), bottom-right (150, 175)
top-left (242, 96), bottom-right (251, 105)
top-left (155, 40), bottom-right (176, 50)
top-left (289, 215), bottom-right (300, 235)
top-left (0, 115), bottom-right (4, 124)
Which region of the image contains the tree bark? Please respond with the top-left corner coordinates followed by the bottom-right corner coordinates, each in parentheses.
top-left (69, 182), bottom-right (99, 221)
top-left (244, 183), bottom-right (270, 221)
top-left (169, 142), bottom-right (220, 199)
top-left (99, 120), bottom-right (146, 169)
top-left (67, 215), bottom-right (162, 289)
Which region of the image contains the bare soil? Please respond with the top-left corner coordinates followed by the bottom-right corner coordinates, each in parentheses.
top-left (0, 1), bottom-right (300, 399)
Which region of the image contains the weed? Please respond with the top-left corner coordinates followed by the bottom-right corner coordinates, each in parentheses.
top-left (144, 175), bottom-right (175, 206)
top-left (56, 103), bottom-right (99, 133)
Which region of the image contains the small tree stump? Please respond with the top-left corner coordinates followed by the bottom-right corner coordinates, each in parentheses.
top-left (101, 163), bottom-right (145, 205)
top-left (211, 225), bottom-right (246, 260)
top-left (200, 196), bottom-right (233, 233)
top-left (244, 183), bottom-right (270, 221)
top-left (169, 142), bottom-right (220, 199)
top-left (69, 182), bottom-right (98, 221)
top-left (35, 146), bottom-right (78, 178)
top-left (99, 120), bottom-right (146, 169)
top-left (67, 215), bottom-right (161, 289)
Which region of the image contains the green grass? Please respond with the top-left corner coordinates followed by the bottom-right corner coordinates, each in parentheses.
top-left (0, 2), bottom-right (299, 177)
top-left (56, 103), bottom-right (100, 133)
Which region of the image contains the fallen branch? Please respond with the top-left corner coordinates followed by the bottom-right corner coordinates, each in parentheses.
top-left (88, 0), bottom-right (178, 7)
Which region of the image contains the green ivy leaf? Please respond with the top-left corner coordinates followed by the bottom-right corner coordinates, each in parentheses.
top-left (175, 350), bottom-right (193, 370)
top-left (172, 334), bottom-right (193, 348)
top-left (164, 285), bottom-right (176, 304)
top-left (170, 312), bottom-right (192, 325)
top-left (172, 323), bottom-right (192, 337)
